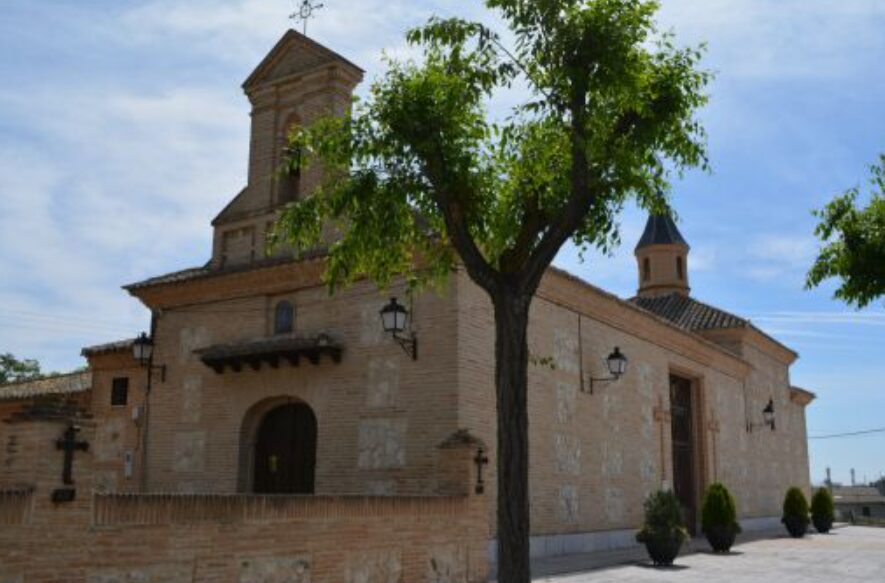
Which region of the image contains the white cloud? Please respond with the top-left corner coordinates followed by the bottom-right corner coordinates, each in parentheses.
top-left (657, 0), bottom-right (885, 80)
top-left (739, 233), bottom-right (818, 282)
top-left (0, 84), bottom-right (249, 370)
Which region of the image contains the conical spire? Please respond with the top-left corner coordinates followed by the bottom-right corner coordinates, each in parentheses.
top-left (634, 213), bottom-right (691, 298)
top-left (635, 214), bottom-right (689, 251)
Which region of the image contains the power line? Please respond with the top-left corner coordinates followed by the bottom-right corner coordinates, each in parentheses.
top-left (809, 427), bottom-right (885, 440)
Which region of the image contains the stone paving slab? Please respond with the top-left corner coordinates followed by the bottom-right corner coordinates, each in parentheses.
top-left (532, 526), bottom-right (885, 582)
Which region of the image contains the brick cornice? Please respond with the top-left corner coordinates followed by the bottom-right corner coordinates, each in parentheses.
top-left (539, 268), bottom-right (752, 380)
top-left (128, 258), bottom-right (327, 310)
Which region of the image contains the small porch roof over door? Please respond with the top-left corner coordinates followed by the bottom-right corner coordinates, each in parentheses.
top-left (195, 334), bottom-right (342, 374)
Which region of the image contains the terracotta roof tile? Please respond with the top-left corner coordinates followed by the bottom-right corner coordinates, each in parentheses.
top-left (629, 293), bottom-right (748, 331)
top-left (0, 372), bottom-right (92, 402)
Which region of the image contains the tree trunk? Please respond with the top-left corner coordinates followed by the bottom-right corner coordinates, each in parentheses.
top-left (492, 290), bottom-right (532, 583)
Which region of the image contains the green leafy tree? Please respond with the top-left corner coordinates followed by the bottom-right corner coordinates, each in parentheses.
top-left (0, 353), bottom-right (43, 385)
top-left (807, 154), bottom-right (885, 308)
top-left (277, 1), bottom-right (709, 580)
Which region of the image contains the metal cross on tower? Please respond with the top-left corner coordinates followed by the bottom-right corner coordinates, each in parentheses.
top-left (290, 0), bottom-right (324, 36)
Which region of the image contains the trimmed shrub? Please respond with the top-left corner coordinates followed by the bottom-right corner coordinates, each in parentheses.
top-left (636, 490), bottom-right (689, 566)
top-left (701, 482), bottom-right (741, 552)
top-left (811, 487), bottom-right (835, 534)
top-left (782, 486), bottom-right (810, 538)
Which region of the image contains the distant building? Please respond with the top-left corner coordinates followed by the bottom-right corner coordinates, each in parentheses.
top-left (832, 486), bottom-right (885, 521)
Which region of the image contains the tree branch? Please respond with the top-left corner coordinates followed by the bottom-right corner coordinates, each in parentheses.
top-left (499, 194), bottom-right (546, 273)
top-left (422, 145), bottom-right (501, 293)
top-left (521, 66), bottom-right (594, 294)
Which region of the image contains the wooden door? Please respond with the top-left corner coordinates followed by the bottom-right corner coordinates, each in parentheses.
top-left (253, 403), bottom-right (317, 494)
top-left (669, 375), bottom-right (696, 534)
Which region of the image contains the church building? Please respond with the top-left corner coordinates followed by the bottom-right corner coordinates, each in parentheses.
top-left (0, 30), bottom-right (814, 583)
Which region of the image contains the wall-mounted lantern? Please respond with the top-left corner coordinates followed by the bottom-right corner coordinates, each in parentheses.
top-left (585, 347), bottom-right (628, 394)
top-left (379, 298), bottom-right (417, 360)
top-left (133, 332), bottom-right (166, 382)
top-left (748, 398), bottom-right (776, 432)
top-left (763, 399), bottom-right (776, 431)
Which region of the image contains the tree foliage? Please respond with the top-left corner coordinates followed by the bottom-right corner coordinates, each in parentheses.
top-left (276, 0), bottom-right (709, 296)
top-left (0, 353), bottom-right (43, 385)
top-left (807, 154), bottom-right (885, 308)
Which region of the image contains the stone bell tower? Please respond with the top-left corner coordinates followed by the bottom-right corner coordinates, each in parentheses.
top-left (635, 213), bottom-right (690, 298)
top-left (210, 30), bottom-right (364, 268)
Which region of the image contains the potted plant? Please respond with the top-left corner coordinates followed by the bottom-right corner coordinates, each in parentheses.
top-left (636, 490), bottom-right (689, 566)
top-left (701, 482), bottom-right (741, 552)
top-left (781, 487), bottom-right (810, 538)
top-left (811, 487), bottom-right (835, 534)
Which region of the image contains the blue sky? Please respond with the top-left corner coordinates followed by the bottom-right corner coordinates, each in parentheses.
top-left (1, 0), bottom-right (883, 486)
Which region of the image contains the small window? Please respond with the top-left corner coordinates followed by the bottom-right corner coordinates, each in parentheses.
top-left (863, 506), bottom-right (871, 517)
top-left (111, 377), bottom-right (129, 407)
top-left (274, 301), bottom-right (294, 335)
top-left (676, 256), bottom-right (684, 280)
top-left (643, 257), bottom-right (651, 281)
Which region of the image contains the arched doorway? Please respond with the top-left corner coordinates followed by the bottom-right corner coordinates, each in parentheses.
top-left (252, 403), bottom-right (317, 494)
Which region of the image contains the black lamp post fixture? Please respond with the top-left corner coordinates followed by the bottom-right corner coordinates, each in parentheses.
top-left (763, 399), bottom-right (776, 431)
top-left (748, 398), bottom-right (776, 432)
top-left (133, 332), bottom-right (166, 382)
top-left (586, 347), bottom-right (628, 394)
top-left (379, 298), bottom-right (417, 360)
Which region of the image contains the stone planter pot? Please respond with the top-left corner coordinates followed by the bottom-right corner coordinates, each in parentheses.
top-left (704, 524), bottom-right (738, 553)
top-left (783, 516), bottom-right (809, 538)
top-left (813, 515), bottom-right (833, 534)
top-left (643, 536), bottom-right (684, 566)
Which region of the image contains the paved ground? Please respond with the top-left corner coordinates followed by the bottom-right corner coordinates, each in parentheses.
top-left (531, 526), bottom-right (885, 582)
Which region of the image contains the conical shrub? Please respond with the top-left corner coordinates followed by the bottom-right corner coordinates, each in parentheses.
top-left (701, 482), bottom-right (741, 552)
top-left (782, 487), bottom-right (810, 538)
top-left (811, 487), bottom-right (835, 533)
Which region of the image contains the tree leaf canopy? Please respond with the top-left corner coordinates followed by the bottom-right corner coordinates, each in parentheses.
top-left (807, 154), bottom-right (885, 308)
top-left (275, 0), bottom-right (710, 298)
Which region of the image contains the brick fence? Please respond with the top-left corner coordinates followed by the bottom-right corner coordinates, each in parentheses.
top-left (0, 418), bottom-right (490, 582)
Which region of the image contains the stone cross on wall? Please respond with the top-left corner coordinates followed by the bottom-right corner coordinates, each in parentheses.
top-left (56, 425), bottom-right (89, 485)
top-left (653, 395), bottom-right (671, 486)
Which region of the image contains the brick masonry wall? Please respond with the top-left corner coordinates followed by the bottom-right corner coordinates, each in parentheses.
top-left (455, 268), bottom-right (813, 538)
top-left (87, 352), bottom-right (148, 493)
top-left (0, 416), bottom-right (490, 583)
top-left (142, 277), bottom-right (461, 497)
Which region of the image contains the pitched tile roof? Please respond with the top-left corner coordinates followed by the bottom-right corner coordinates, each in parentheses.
top-left (635, 214), bottom-right (689, 250)
top-left (124, 252), bottom-right (328, 292)
top-left (81, 338), bottom-right (137, 357)
top-left (124, 265), bottom-right (213, 291)
top-left (0, 372), bottom-right (92, 402)
top-left (629, 293), bottom-right (748, 332)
